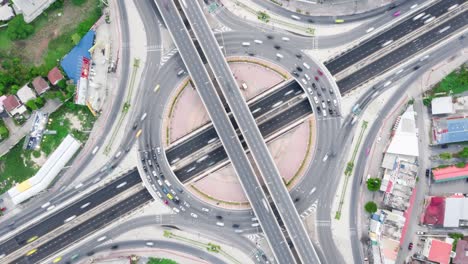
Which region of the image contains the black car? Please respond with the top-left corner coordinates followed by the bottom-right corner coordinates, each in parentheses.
top-left (317, 91), bottom-right (322, 97)
top-left (312, 83), bottom-right (317, 89)
top-left (274, 45), bottom-right (281, 50)
top-left (232, 224), bottom-right (240, 228)
top-left (294, 197), bottom-right (300, 202)
top-left (329, 88), bottom-right (334, 94)
top-left (295, 53), bottom-right (302, 59)
top-left (307, 18), bottom-right (314, 23)
top-left (425, 169), bottom-right (431, 177)
top-left (132, 121), bottom-right (138, 130)
top-left (216, 215), bottom-right (223, 220)
top-left (247, 52), bottom-right (255, 56)
top-left (408, 242), bottom-right (413, 250)
top-left (111, 245), bottom-right (119, 250)
top-left (266, 35), bottom-right (274, 39)
top-left (292, 71), bottom-right (299, 77)
top-left (328, 108), bottom-right (333, 115)
top-left (413, 65), bottom-right (420, 70)
top-left (316, 106), bottom-right (321, 112)
top-left (296, 66), bottom-right (303, 72)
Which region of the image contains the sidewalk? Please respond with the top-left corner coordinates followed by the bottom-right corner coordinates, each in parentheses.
top-left (270, 0), bottom-right (394, 16)
top-left (0, 99), bottom-right (61, 157)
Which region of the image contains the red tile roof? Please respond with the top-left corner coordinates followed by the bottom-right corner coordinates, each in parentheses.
top-left (32, 77), bottom-right (50, 95)
top-left (3, 95), bottom-right (20, 112)
top-left (432, 164), bottom-right (468, 182)
top-left (47, 67), bottom-right (64, 85)
top-left (428, 239), bottom-right (452, 264)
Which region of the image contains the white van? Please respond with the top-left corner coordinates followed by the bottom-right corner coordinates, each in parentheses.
top-left (216, 222), bottom-right (225, 227)
top-left (276, 53), bottom-right (283, 59)
top-left (164, 180), bottom-right (172, 187)
top-left (254, 39), bottom-right (263, 44)
top-left (303, 62), bottom-right (311, 69)
top-left (282, 37), bottom-right (290, 41)
top-left (291, 15), bottom-right (300, 20)
top-left (241, 42), bottom-right (251, 46)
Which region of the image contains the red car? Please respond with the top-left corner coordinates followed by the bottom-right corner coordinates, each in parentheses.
top-left (408, 242), bottom-right (413, 250)
top-left (0, 207), bottom-right (6, 211)
top-left (317, 69), bottom-right (324, 76)
top-left (393, 10), bottom-right (401, 17)
top-left (314, 76), bottom-right (319, 81)
top-left (164, 200), bottom-right (169, 205)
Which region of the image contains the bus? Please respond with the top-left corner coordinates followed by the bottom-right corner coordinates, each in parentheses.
top-left (335, 19), bottom-right (344, 23)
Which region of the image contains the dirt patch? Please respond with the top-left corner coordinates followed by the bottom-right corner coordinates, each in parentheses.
top-left (30, 151), bottom-right (47, 167)
top-left (64, 113), bottom-right (82, 131)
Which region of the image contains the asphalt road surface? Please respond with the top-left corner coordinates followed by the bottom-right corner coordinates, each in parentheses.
top-left (0, 170), bottom-right (141, 258)
top-left (325, 0), bottom-right (464, 74)
top-left (153, 0), bottom-right (297, 262)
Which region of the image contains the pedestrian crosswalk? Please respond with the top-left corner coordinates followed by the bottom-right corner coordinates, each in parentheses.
top-left (300, 199), bottom-right (318, 219)
top-left (160, 48), bottom-right (178, 66)
top-left (246, 233), bottom-right (261, 242)
top-left (213, 25), bottom-right (231, 33)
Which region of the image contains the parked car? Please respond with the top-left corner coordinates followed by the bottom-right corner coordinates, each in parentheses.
top-left (408, 242), bottom-right (413, 250)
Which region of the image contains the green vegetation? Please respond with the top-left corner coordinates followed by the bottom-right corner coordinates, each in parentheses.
top-left (25, 97), bottom-right (46, 111)
top-left (257, 11), bottom-right (270, 22)
top-left (0, 119), bottom-right (9, 141)
top-left (40, 102), bottom-right (95, 155)
top-left (455, 162), bottom-right (466, 168)
top-left (364, 201), bottom-right (378, 214)
top-left (439, 152), bottom-right (452, 160)
top-left (336, 121), bottom-right (368, 220)
top-left (433, 66), bottom-right (468, 95)
top-left (422, 97), bottom-right (432, 106)
top-left (0, 138), bottom-right (38, 194)
top-left (457, 147), bottom-right (468, 160)
top-left (0, 0), bottom-right (102, 96)
top-left (449, 233), bottom-right (464, 251)
top-left (72, 0), bottom-right (87, 6)
top-left (366, 178), bottom-right (382, 192)
top-left (147, 258), bottom-right (177, 264)
top-left (6, 15), bottom-right (35, 40)
top-left (437, 164), bottom-right (450, 169)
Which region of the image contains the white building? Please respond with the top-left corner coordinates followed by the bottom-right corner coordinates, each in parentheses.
top-left (431, 96), bottom-right (454, 115)
top-left (8, 135), bottom-right (81, 205)
top-left (16, 84), bottom-right (36, 103)
top-left (11, 0), bottom-right (56, 23)
top-left (0, 4), bottom-right (15, 21)
top-left (444, 197), bottom-right (468, 228)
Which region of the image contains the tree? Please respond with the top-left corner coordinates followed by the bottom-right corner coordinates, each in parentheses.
top-left (458, 147), bottom-right (468, 159)
top-left (455, 162), bottom-right (466, 168)
top-left (439, 152), bottom-right (452, 160)
top-left (72, 0), bottom-right (87, 6)
top-left (364, 201), bottom-right (378, 214)
top-left (25, 99), bottom-right (38, 110)
top-left (71, 33), bottom-right (81, 45)
top-left (366, 178), bottom-right (382, 192)
top-left (35, 97), bottom-right (45, 108)
top-left (6, 15), bottom-right (34, 40)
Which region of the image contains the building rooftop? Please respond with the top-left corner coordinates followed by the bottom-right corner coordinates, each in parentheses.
top-left (12, 0), bottom-right (56, 23)
top-left (432, 116), bottom-right (468, 145)
top-left (432, 96), bottom-right (455, 115)
top-left (17, 84), bottom-right (36, 103)
top-left (424, 238), bottom-right (453, 264)
top-left (47, 67), bottom-right (64, 85)
top-left (61, 30), bottom-right (95, 83)
top-left (444, 197), bottom-right (468, 228)
top-left (386, 105), bottom-right (419, 157)
top-left (0, 3), bottom-right (14, 21)
top-left (32, 76), bottom-right (49, 95)
top-left (454, 239), bottom-right (468, 264)
top-left (432, 164), bottom-right (468, 182)
top-left (3, 95), bottom-right (20, 112)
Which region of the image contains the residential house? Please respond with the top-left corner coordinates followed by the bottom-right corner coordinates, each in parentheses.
top-left (3, 95), bottom-right (27, 116)
top-left (11, 0), bottom-right (57, 23)
top-left (47, 67), bottom-right (64, 85)
top-left (32, 76), bottom-right (50, 95)
top-left (17, 84), bottom-right (37, 103)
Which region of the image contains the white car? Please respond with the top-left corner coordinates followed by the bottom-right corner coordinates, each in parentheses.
top-left (321, 102), bottom-right (326, 109)
top-left (170, 189), bottom-right (176, 195)
top-left (190, 213), bottom-right (198, 218)
top-left (157, 180), bottom-right (163, 186)
top-left (172, 207), bottom-right (180, 213)
top-left (333, 99), bottom-right (337, 106)
top-left (156, 191), bottom-right (162, 198)
top-left (322, 111), bottom-right (327, 117)
top-left (179, 206), bottom-right (186, 212)
top-left (183, 201), bottom-right (190, 208)
top-left (301, 78), bottom-right (307, 85)
top-left (164, 179), bottom-right (172, 187)
top-left (202, 207), bottom-right (210, 212)
top-left (254, 39), bottom-right (263, 44)
top-left (307, 88), bottom-right (313, 94)
top-left (281, 37), bottom-right (290, 41)
top-left (313, 96), bottom-right (319, 104)
top-left (152, 171), bottom-right (157, 177)
top-left (304, 74), bottom-right (311, 81)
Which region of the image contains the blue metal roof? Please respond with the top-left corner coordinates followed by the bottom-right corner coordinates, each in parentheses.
top-left (437, 118), bottom-right (468, 144)
top-left (60, 30), bottom-right (95, 83)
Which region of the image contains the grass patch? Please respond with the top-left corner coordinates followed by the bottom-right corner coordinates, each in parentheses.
top-left (0, 28), bottom-right (12, 50)
top-left (432, 65), bottom-right (468, 95)
top-left (147, 258), bottom-right (178, 264)
top-left (0, 119), bottom-right (9, 141)
top-left (41, 102), bottom-right (95, 155)
top-left (0, 138), bottom-right (38, 194)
